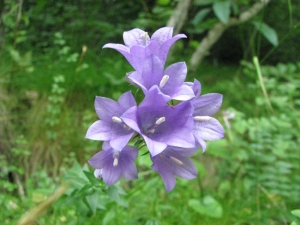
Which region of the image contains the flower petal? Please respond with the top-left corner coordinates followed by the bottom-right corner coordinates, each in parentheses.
top-left (123, 28), bottom-right (150, 47)
top-left (140, 55), bottom-right (164, 90)
top-left (85, 120), bottom-right (112, 140)
top-left (102, 165), bottom-right (122, 186)
top-left (121, 106), bottom-right (141, 133)
top-left (109, 132), bottom-right (134, 150)
top-left (151, 27), bottom-right (174, 45)
top-left (193, 118), bottom-right (224, 141)
top-left (163, 62), bottom-right (187, 90)
top-left (143, 136), bottom-right (167, 156)
top-left (102, 43), bottom-right (131, 64)
top-left (193, 93), bottom-right (223, 116)
top-left (94, 96), bottom-right (121, 120)
top-left (118, 91), bottom-right (136, 109)
top-left (156, 34), bottom-right (187, 64)
top-left (152, 159), bottom-right (176, 192)
top-left (170, 84), bottom-right (195, 101)
top-left (129, 45), bottom-right (147, 72)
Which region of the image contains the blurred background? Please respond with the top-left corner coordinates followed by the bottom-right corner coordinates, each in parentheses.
top-left (1, 0), bottom-right (300, 224)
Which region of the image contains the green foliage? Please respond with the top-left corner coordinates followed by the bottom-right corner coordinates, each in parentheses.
top-left (188, 195), bottom-right (223, 218)
top-left (0, 1), bottom-right (299, 224)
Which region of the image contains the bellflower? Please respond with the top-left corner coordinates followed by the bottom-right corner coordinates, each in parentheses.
top-left (89, 142), bottom-right (139, 186)
top-left (121, 86), bottom-right (195, 156)
top-left (86, 91), bottom-right (136, 150)
top-left (190, 79), bottom-right (224, 152)
top-left (151, 145), bottom-right (198, 192)
top-left (86, 26), bottom-right (225, 192)
top-left (127, 54), bottom-right (195, 101)
top-left (103, 27), bottom-right (186, 72)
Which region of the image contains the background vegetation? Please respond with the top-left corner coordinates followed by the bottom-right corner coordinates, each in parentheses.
top-left (1, 0), bottom-right (300, 224)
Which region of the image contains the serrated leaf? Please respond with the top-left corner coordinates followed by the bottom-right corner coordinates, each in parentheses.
top-left (188, 195), bottom-right (223, 218)
top-left (253, 21), bottom-right (278, 46)
top-left (213, 1), bottom-right (231, 23)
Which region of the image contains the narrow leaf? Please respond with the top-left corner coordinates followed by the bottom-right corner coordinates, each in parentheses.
top-left (253, 21), bottom-right (278, 46)
top-left (192, 8), bottom-right (211, 25)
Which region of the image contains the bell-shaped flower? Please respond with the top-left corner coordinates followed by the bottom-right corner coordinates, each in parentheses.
top-left (121, 86), bottom-right (195, 156)
top-left (189, 79), bottom-right (224, 151)
top-left (151, 145), bottom-right (198, 192)
top-left (103, 27), bottom-right (186, 72)
top-left (86, 91), bottom-right (136, 150)
top-left (89, 142), bottom-right (139, 186)
top-left (127, 54), bottom-right (195, 101)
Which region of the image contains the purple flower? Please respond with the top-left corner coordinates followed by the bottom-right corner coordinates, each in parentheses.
top-left (151, 145), bottom-right (198, 192)
top-left (121, 86), bottom-right (195, 156)
top-left (86, 91), bottom-right (136, 150)
top-left (189, 79), bottom-right (224, 152)
top-left (89, 142), bottom-right (139, 186)
top-left (103, 27), bottom-right (186, 72)
top-left (127, 54), bottom-right (195, 101)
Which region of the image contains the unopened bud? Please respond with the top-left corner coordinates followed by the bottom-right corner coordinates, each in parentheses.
top-left (94, 169), bottom-right (103, 179)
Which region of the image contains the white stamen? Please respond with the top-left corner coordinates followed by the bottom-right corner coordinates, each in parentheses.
top-left (159, 75), bottom-right (169, 88)
top-left (113, 158), bottom-right (118, 167)
top-left (170, 156), bottom-right (183, 166)
top-left (113, 152), bottom-right (120, 167)
top-left (155, 117), bottom-right (166, 125)
top-left (194, 116), bottom-right (212, 121)
top-left (112, 116), bottom-right (123, 123)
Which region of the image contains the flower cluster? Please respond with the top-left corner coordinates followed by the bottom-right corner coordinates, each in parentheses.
top-left (86, 27), bottom-right (224, 192)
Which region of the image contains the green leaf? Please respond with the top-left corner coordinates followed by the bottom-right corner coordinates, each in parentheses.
top-left (106, 185), bottom-right (120, 202)
top-left (103, 209), bottom-right (116, 225)
top-left (291, 220), bottom-right (300, 225)
top-left (188, 195), bottom-right (223, 218)
top-left (252, 21), bottom-right (278, 46)
top-left (85, 191), bottom-right (99, 214)
top-left (213, 1), bottom-right (231, 23)
top-left (292, 210), bottom-right (300, 218)
top-left (83, 170), bottom-right (100, 186)
top-left (192, 8), bottom-right (211, 25)
top-left (106, 185), bottom-right (128, 207)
